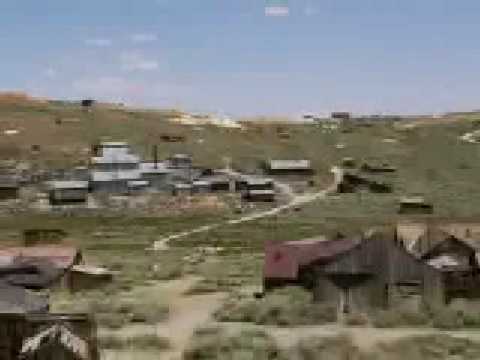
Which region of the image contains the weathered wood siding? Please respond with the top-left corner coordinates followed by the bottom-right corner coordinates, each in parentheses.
top-left (0, 313), bottom-right (98, 360)
top-left (314, 232), bottom-right (445, 311)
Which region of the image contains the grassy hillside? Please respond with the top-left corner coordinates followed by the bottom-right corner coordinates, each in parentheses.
top-left (1, 100), bottom-right (480, 216)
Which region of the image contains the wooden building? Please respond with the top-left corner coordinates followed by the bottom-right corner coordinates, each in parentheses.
top-left (398, 197), bottom-right (433, 214)
top-left (422, 234), bottom-right (480, 303)
top-left (242, 189), bottom-right (275, 202)
top-left (314, 232), bottom-right (444, 314)
top-left (337, 171), bottom-right (392, 194)
top-left (68, 265), bottom-right (114, 292)
top-left (0, 313), bottom-right (98, 360)
top-left (0, 175), bottom-right (19, 201)
top-left (47, 181), bottom-right (88, 206)
top-left (264, 231), bottom-right (445, 315)
top-left (264, 160), bottom-right (314, 176)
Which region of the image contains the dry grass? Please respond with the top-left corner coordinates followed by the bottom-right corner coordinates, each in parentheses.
top-left (215, 287), bottom-right (336, 326)
top-left (183, 327), bottom-right (286, 360)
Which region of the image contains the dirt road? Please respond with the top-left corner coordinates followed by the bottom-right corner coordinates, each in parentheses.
top-left (152, 167), bottom-right (342, 249)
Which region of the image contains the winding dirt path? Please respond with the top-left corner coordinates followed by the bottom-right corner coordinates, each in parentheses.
top-left (152, 167), bottom-right (342, 249)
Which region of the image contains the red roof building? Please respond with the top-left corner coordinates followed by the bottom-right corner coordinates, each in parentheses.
top-left (264, 236), bottom-right (358, 286)
top-left (0, 246), bottom-right (82, 270)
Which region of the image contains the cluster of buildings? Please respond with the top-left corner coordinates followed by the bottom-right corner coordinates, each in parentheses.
top-left (0, 141), bottom-right (318, 210)
top-left (264, 223), bottom-right (480, 315)
top-left (0, 229), bottom-right (108, 359)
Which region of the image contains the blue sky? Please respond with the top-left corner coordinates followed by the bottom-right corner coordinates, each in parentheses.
top-left (2, 0), bottom-right (480, 116)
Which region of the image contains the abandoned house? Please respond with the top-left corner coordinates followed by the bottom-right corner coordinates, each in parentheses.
top-left (0, 284), bottom-right (49, 313)
top-left (0, 313), bottom-right (98, 360)
top-left (337, 171), bottom-right (392, 193)
top-left (264, 160), bottom-right (314, 176)
top-left (200, 174), bottom-right (233, 192)
top-left (421, 233), bottom-right (480, 302)
top-left (47, 181), bottom-right (89, 206)
top-left (242, 189), bottom-right (275, 202)
top-left (127, 180), bottom-right (149, 195)
top-left (68, 265), bottom-right (114, 292)
top-left (167, 154), bottom-right (192, 169)
top-left (0, 175), bottom-right (19, 200)
top-left (89, 142), bottom-right (143, 194)
top-left (398, 196), bottom-right (434, 214)
top-left (140, 162), bottom-right (172, 191)
top-left (331, 112), bottom-right (351, 120)
top-left (171, 183), bottom-right (193, 196)
top-left (237, 176), bottom-right (274, 192)
top-left (360, 161), bottom-right (397, 173)
top-left (0, 246), bottom-right (83, 289)
top-left (192, 180), bottom-right (211, 194)
top-left (264, 231), bottom-right (445, 314)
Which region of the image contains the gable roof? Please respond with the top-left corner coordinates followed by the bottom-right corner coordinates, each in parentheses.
top-left (0, 246), bottom-right (80, 270)
top-left (0, 259), bottom-right (64, 289)
top-left (264, 236), bottom-right (358, 280)
top-left (20, 324), bottom-right (89, 360)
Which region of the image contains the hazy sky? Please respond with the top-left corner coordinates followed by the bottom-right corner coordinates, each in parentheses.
top-left (2, 0), bottom-right (480, 116)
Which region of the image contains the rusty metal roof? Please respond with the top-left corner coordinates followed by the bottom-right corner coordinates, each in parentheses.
top-left (0, 246), bottom-right (80, 270)
top-left (264, 236), bottom-right (358, 280)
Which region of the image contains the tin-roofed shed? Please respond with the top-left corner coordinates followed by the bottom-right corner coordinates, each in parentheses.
top-left (264, 160), bottom-right (314, 175)
top-left (47, 181), bottom-right (88, 206)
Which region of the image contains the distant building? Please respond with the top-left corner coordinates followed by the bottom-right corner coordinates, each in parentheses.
top-left (167, 154), bottom-right (192, 169)
top-left (398, 197), bottom-right (433, 214)
top-left (140, 162), bottom-right (172, 191)
top-left (171, 183), bottom-right (193, 196)
top-left (242, 189), bottom-right (275, 202)
top-left (0, 176), bottom-right (19, 200)
top-left (331, 112), bottom-right (351, 120)
top-left (89, 142), bottom-right (143, 193)
top-left (69, 265), bottom-right (114, 292)
top-left (0, 245), bottom-right (82, 289)
top-left (264, 160), bottom-right (314, 176)
top-left (47, 181), bottom-right (89, 206)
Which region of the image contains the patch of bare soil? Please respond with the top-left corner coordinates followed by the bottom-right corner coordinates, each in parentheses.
top-left (100, 276), bottom-right (227, 360)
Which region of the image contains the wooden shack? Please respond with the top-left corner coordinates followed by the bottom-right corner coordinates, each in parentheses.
top-left (0, 175), bottom-right (19, 200)
top-left (68, 265), bottom-right (114, 292)
top-left (47, 181), bottom-right (88, 206)
top-left (398, 197), bottom-right (433, 214)
top-left (337, 172), bottom-right (392, 194)
top-left (422, 235), bottom-right (480, 302)
top-left (331, 112), bottom-right (351, 120)
top-left (314, 232), bottom-right (444, 314)
top-left (264, 232), bottom-right (445, 315)
top-left (360, 162), bottom-right (397, 173)
top-left (264, 160), bottom-right (314, 176)
top-left (0, 313), bottom-right (98, 360)
top-left (242, 189), bottom-right (275, 202)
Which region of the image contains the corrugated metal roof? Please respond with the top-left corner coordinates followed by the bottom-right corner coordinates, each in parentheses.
top-left (0, 246), bottom-right (80, 270)
top-left (264, 237), bottom-right (358, 280)
top-left (248, 190), bottom-right (275, 195)
top-left (91, 154), bottom-right (140, 164)
top-left (47, 181), bottom-right (89, 190)
top-left (91, 170), bottom-right (141, 182)
top-left (140, 162), bottom-right (171, 174)
top-left (269, 160), bottom-right (311, 170)
top-left (72, 265), bottom-right (112, 276)
top-left (100, 141), bottom-right (129, 147)
top-left (128, 180), bottom-right (149, 188)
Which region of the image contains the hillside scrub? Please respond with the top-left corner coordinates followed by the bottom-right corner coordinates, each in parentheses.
top-left (183, 327), bottom-right (285, 360)
top-left (214, 286), bottom-right (337, 326)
